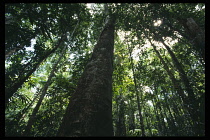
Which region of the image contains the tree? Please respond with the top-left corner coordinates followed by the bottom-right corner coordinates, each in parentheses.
top-left (22, 42), bottom-right (68, 136)
top-left (127, 44), bottom-right (146, 137)
top-left (57, 5), bottom-right (115, 137)
top-left (5, 3), bottom-right (205, 137)
top-left (177, 17), bottom-right (205, 63)
top-left (146, 36), bottom-right (191, 118)
top-left (5, 3), bottom-right (86, 106)
top-left (115, 94), bottom-right (126, 136)
top-left (5, 34), bottom-right (65, 106)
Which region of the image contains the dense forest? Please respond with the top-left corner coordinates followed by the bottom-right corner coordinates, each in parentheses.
top-left (5, 3), bottom-right (205, 137)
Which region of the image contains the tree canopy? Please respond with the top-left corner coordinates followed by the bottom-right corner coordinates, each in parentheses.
top-left (5, 3), bottom-right (205, 137)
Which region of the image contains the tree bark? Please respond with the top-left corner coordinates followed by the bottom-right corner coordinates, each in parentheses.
top-left (57, 15), bottom-right (115, 137)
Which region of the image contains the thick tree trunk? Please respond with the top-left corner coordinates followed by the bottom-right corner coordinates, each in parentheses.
top-left (57, 15), bottom-right (115, 137)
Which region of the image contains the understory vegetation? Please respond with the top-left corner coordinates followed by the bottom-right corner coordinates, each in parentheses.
top-left (5, 3), bottom-right (205, 136)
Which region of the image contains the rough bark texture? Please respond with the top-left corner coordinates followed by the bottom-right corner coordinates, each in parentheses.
top-left (57, 16), bottom-right (115, 137)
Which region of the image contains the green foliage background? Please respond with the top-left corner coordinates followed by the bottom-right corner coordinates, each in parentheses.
top-left (5, 3), bottom-right (205, 136)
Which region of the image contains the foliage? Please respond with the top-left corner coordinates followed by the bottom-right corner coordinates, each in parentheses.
top-left (5, 3), bottom-right (205, 137)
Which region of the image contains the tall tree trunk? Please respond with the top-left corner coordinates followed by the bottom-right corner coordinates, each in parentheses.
top-left (22, 45), bottom-right (67, 136)
top-left (57, 14), bottom-right (115, 137)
